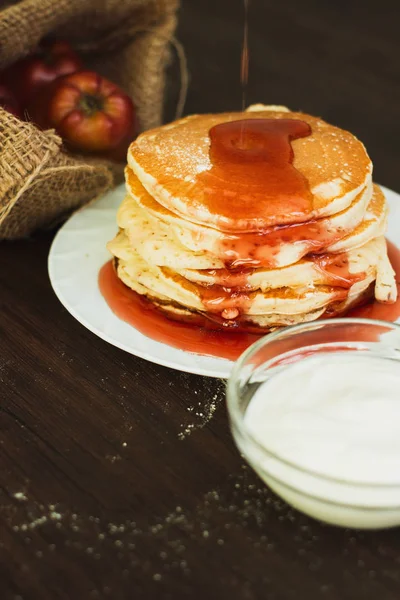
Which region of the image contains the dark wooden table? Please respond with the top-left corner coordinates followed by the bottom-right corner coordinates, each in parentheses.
top-left (1, 1), bottom-right (400, 598)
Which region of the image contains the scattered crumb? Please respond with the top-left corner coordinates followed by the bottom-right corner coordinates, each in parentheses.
top-left (105, 455), bottom-right (122, 463)
top-left (13, 492), bottom-right (27, 502)
top-left (177, 380), bottom-right (224, 440)
top-left (178, 424), bottom-right (195, 440)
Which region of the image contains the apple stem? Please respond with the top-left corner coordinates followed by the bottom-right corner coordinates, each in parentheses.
top-left (79, 94), bottom-right (103, 116)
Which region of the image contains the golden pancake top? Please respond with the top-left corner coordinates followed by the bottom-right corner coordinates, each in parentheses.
top-left (128, 105), bottom-right (372, 233)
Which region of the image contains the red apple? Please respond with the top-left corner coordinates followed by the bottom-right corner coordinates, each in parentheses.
top-left (31, 70), bottom-right (136, 154)
top-left (8, 39), bottom-right (82, 107)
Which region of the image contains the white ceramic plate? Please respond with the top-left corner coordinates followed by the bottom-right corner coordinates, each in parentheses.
top-left (48, 184), bottom-right (400, 378)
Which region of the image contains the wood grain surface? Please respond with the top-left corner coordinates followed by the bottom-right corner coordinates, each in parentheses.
top-left (1, 1), bottom-right (400, 598)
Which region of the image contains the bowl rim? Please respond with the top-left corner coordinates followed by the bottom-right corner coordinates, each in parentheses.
top-left (226, 317), bottom-right (400, 489)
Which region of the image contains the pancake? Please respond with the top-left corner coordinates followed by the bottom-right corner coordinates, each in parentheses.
top-left (128, 105), bottom-right (372, 232)
top-left (109, 231), bottom-right (375, 318)
top-left (112, 252), bottom-right (374, 332)
top-left (177, 237), bottom-right (392, 294)
top-left (125, 167), bottom-right (373, 268)
top-left (119, 182), bottom-right (386, 270)
top-left (109, 228), bottom-right (387, 291)
top-left (112, 270), bottom-right (329, 332)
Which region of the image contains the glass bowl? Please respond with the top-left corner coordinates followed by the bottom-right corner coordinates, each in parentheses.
top-left (226, 318), bottom-right (400, 529)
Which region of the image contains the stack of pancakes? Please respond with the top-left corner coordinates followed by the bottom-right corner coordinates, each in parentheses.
top-left (107, 105), bottom-right (397, 333)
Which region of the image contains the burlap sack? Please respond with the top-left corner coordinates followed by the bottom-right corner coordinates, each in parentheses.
top-left (0, 0), bottom-right (180, 239)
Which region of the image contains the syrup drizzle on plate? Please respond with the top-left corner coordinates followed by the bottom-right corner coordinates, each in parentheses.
top-left (99, 241), bottom-right (400, 361)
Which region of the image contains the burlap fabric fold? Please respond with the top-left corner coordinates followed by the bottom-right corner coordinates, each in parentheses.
top-left (0, 0), bottom-right (179, 239)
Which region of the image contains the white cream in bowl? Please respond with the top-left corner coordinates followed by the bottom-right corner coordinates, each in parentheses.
top-left (240, 351), bottom-right (400, 528)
